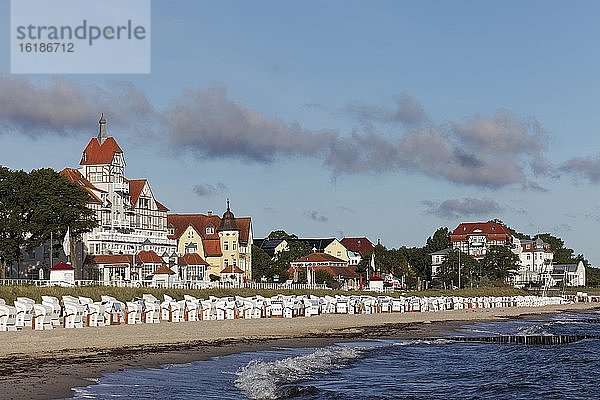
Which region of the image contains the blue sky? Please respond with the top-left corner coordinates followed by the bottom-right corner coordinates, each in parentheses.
top-left (1, 1), bottom-right (600, 263)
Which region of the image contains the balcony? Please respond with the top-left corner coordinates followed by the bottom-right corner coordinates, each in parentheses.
top-left (111, 219), bottom-right (131, 229)
top-left (86, 231), bottom-right (176, 246)
top-left (113, 183), bottom-right (129, 193)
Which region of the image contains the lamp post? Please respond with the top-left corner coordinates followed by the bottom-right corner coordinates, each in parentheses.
top-left (458, 249), bottom-right (461, 289)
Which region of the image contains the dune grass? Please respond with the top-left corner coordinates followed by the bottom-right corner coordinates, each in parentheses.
top-left (0, 284), bottom-right (531, 304)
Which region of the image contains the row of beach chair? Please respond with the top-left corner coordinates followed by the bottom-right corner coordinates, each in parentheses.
top-left (0, 294), bottom-right (567, 332)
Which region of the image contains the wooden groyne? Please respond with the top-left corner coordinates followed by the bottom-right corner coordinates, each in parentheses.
top-left (436, 335), bottom-right (600, 345)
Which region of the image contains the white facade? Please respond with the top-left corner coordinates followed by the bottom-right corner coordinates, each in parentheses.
top-left (63, 117), bottom-right (176, 279)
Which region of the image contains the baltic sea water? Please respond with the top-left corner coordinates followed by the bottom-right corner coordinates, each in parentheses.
top-left (72, 310), bottom-right (600, 399)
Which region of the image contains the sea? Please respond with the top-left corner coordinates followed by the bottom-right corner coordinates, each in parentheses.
top-left (71, 310), bottom-right (600, 400)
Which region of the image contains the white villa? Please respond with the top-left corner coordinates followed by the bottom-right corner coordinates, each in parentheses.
top-left (430, 221), bottom-right (584, 287)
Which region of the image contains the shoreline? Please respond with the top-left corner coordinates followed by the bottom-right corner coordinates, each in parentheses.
top-left (0, 302), bottom-right (597, 400)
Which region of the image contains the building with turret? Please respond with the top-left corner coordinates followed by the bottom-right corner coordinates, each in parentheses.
top-left (167, 202), bottom-right (253, 281)
top-left (61, 115), bottom-right (177, 281)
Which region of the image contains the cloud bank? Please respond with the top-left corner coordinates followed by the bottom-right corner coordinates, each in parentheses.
top-left (3, 75), bottom-right (595, 191)
top-left (423, 198), bottom-right (503, 220)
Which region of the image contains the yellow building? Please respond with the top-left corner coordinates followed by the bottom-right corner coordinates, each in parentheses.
top-left (167, 203), bottom-right (253, 280)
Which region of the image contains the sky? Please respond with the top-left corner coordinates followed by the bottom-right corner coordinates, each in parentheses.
top-left (1, 1), bottom-right (600, 264)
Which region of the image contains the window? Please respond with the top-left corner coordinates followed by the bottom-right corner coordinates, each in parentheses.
top-left (232, 242), bottom-right (237, 251)
top-left (224, 241), bottom-right (229, 251)
top-left (187, 230), bottom-right (194, 239)
top-left (233, 259), bottom-right (237, 267)
top-left (224, 259), bottom-right (229, 267)
top-left (206, 226), bottom-right (214, 234)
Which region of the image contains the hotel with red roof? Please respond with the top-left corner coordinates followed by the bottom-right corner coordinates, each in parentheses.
top-left (59, 116), bottom-right (253, 284)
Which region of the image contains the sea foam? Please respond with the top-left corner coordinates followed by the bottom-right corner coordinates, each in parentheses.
top-left (234, 346), bottom-right (363, 399)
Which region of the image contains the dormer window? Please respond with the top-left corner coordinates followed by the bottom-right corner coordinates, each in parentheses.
top-left (168, 227), bottom-right (175, 235)
top-left (206, 225), bottom-right (214, 235)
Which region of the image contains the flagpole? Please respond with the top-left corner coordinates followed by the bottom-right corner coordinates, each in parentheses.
top-left (50, 231), bottom-right (53, 269)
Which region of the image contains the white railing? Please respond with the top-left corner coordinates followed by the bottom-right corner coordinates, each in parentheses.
top-left (85, 232), bottom-right (176, 246)
top-left (0, 278), bottom-right (332, 291)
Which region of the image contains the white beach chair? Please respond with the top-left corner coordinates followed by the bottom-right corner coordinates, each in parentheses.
top-left (32, 304), bottom-right (53, 330)
top-left (41, 296), bottom-right (62, 327)
top-left (15, 297), bottom-right (35, 328)
top-left (0, 304), bottom-right (17, 331)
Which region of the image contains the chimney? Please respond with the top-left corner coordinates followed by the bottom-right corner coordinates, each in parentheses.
top-left (207, 211), bottom-right (212, 216)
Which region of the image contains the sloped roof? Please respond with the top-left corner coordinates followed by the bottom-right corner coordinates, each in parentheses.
top-left (179, 253), bottom-right (209, 266)
top-left (236, 217), bottom-right (252, 244)
top-left (168, 214), bottom-right (222, 241)
top-left (80, 137), bottom-right (123, 165)
top-left (136, 250), bottom-right (164, 264)
top-left (429, 247), bottom-right (452, 256)
top-left (287, 265), bottom-right (357, 279)
top-left (85, 254), bottom-right (133, 265)
top-left (59, 168), bottom-right (103, 204)
top-left (204, 239), bottom-right (223, 257)
top-left (167, 214), bottom-right (252, 244)
top-left (51, 262), bottom-right (75, 271)
top-left (340, 237), bottom-right (374, 255)
top-left (291, 252), bottom-right (347, 264)
top-left (128, 179), bottom-right (147, 206)
top-left (156, 200), bottom-right (169, 212)
top-left (290, 238), bottom-right (337, 252)
top-left (451, 222), bottom-right (512, 242)
top-left (154, 265), bottom-right (175, 275)
top-left (221, 265), bottom-right (245, 274)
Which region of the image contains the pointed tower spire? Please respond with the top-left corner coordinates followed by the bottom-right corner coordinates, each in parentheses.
top-left (226, 198), bottom-right (230, 211)
top-left (98, 113), bottom-right (108, 144)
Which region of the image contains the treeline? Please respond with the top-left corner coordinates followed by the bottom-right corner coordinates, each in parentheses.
top-left (251, 220), bottom-right (592, 289)
top-left (0, 167), bottom-right (96, 277)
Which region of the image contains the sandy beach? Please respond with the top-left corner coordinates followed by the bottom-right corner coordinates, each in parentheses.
top-left (0, 302), bottom-right (597, 400)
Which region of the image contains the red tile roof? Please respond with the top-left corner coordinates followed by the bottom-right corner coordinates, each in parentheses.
top-left (450, 221), bottom-right (513, 243)
top-left (85, 254), bottom-right (133, 266)
top-left (60, 168), bottom-right (103, 204)
top-left (80, 137), bottom-right (123, 165)
top-left (287, 265), bottom-right (358, 279)
top-left (235, 217), bottom-right (252, 244)
top-left (221, 265), bottom-right (245, 274)
top-left (136, 250), bottom-right (164, 264)
top-left (128, 179), bottom-right (147, 206)
top-left (204, 239), bottom-right (223, 257)
top-left (167, 214), bottom-right (252, 244)
top-left (51, 262), bottom-right (75, 271)
top-left (291, 252), bottom-right (347, 264)
top-left (178, 253), bottom-right (209, 266)
top-left (340, 237), bottom-right (374, 255)
top-left (167, 214), bottom-right (222, 241)
top-left (156, 200), bottom-right (169, 212)
top-left (154, 265), bottom-right (175, 275)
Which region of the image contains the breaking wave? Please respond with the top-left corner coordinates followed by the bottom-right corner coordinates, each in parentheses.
top-left (234, 346), bottom-right (364, 399)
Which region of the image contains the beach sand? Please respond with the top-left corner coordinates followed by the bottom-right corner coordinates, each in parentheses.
top-left (0, 302), bottom-right (597, 400)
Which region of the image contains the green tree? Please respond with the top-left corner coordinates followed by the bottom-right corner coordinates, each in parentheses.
top-left (251, 244), bottom-right (274, 281)
top-left (586, 266), bottom-right (600, 287)
top-left (267, 230), bottom-right (297, 240)
top-left (479, 245), bottom-right (519, 283)
top-left (28, 169), bottom-right (97, 252)
top-left (0, 167), bottom-right (32, 277)
top-left (0, 167), bottom-right (97, 277)
top-left (314, 270), bottom-right (335, 287)
top-left (425, 227), bottom-right (450, 253)
top-left (437, 250), bottom-right (479, 289)
top-left (537, 233), bottom-right (575, 264)
top-left (272, 238), bottom-right (313, 281)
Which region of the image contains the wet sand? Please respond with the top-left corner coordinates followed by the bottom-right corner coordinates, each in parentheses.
top-left (0, 302), bottom-right (597, 400)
